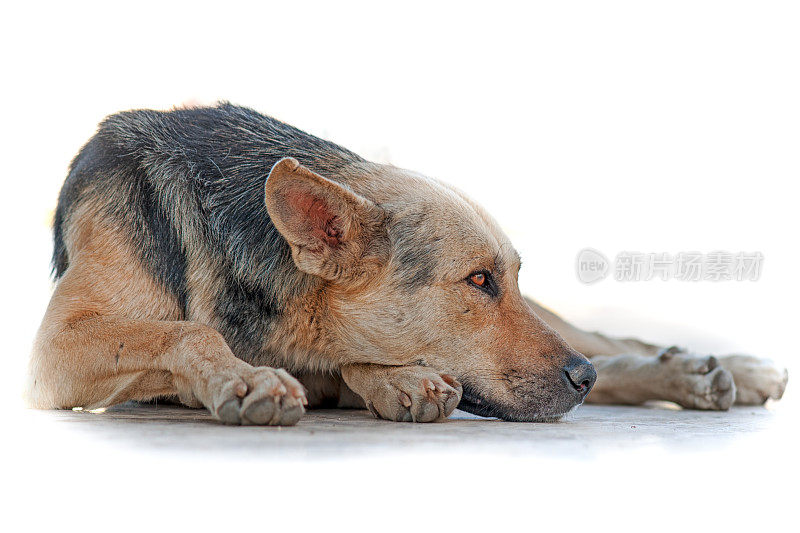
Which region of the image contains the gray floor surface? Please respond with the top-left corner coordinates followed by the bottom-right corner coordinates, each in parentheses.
top-left (36, 401), bottom-right (788, 459)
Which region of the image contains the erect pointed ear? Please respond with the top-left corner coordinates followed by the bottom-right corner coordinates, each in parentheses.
top-left (265, 157), bottom-right (385, 280)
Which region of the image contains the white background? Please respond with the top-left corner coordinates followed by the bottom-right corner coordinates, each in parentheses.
top-left (1, 1), bottom-right (797, 531)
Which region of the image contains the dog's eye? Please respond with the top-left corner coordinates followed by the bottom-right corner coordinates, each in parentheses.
top-left (466, 270), bottom-right (497, 297)
top-left (469, 273), bottom-right (486, 286)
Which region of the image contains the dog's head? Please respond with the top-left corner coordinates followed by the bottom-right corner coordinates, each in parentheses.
top-left (265, 157), bottom-right (595, 421)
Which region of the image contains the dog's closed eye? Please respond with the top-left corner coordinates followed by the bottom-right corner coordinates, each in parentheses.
top-left (466, 270), bottom-right (498, 297)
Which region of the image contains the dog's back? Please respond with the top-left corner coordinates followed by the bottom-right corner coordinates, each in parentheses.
top-left (54, 103), bottom-right (363, 320)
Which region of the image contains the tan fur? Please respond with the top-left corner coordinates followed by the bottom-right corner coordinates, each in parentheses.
top-left (260, 159), bottom-right (592, 421)
top-left (29, 157), bottom-right (786, 425)
top-left (29, 201), bottom-right (182, 408)
top-left (27, 202), bottom-right (308, 425)
top-left (525, 298), bottom-right (788, 409)
top-left (341, 364), bottom-right (462, 422)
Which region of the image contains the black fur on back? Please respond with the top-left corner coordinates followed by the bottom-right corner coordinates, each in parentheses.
top-left (53, 103), bottom-right (365, 343)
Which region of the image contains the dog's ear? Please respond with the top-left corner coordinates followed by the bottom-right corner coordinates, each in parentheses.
top-left (265, 157), bottom-right (385, 280)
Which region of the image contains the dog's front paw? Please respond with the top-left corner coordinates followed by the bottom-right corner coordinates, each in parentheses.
top-left (198, 365), bottom-right (307, 426)
top-left (717, 355), bottom-right (788, 405)
top-left (658, 352), bottom-right (736, 410)
top-left (365, 367), bottom-right (463, 423)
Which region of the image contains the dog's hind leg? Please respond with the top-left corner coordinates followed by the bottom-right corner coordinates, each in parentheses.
top-left (28, 311), bottom-right (307, 425)
top-left (525, 297), bottom-right (787, 408)
top-left (580, 351), bottom-right (736, 410)
top-left (27, 217), bottom-right (307, 425)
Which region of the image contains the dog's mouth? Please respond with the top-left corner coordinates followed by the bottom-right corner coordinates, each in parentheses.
top-left (458, 383), bottom-right (574, 422)
top-left (457, 387), bottom-right (508, 419)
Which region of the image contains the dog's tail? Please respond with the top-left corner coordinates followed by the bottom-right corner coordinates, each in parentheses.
top-left (51, 132), bottom-right (105, 279)
top-left (51, 208), bottom-right (67, 279)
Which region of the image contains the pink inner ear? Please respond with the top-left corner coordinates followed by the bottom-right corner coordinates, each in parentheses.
top-left (285, 188), bottom-right (342, 247)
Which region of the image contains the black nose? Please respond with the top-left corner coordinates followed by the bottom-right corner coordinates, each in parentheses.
top-left (563, 359), bottom-right (597, 397)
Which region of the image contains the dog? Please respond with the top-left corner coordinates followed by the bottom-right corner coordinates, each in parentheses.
top-left (26, 103), bottom-right (788, 424)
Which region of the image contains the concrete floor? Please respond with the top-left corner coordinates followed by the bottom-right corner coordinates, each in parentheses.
top-left (9, 399), bottom-right (797, 532)
top-left (38, 401), bottom-right (789, 459)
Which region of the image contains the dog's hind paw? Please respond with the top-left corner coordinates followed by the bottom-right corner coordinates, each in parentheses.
top-left (717, 354), bottom-right (788, 405)
top-left (196, 365), bottom-right (307, 426)
top-left (657, 353), bottom-right (736, 410)
top-left (363, 367), bottom-right (463, 423)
